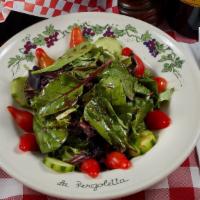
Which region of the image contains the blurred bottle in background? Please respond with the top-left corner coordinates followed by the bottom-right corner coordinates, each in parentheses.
top-left (118, 0), bottom-right (163, 26)
top-left (165, 0), bottom-right (200, 39)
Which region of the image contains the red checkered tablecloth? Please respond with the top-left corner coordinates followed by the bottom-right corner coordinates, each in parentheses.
top-left (1, 150), bottom-right (199, 200)
top-left (0, 1), bottom-right (200, 199)
top-left (0, 0), bottom-right (118, 22)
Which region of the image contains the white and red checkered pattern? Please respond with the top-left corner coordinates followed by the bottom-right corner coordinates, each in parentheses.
top-left (1, 149), bottom-right (200, 200)
top-left (0, 0), bottom-right (118, 22)
top-left (0, 2), bottom-right (199, 198)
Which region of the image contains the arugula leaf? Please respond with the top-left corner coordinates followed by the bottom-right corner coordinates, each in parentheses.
top-left (84, 97), bottom-right (128, 150)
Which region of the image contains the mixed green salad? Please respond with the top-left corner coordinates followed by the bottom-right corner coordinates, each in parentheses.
top-left (8, 27), bottom-right (173, 178)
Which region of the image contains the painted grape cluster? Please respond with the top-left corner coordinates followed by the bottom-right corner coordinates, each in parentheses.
top-left (82, 27), bottom-right (95, 37)
top-left (23, 29), bottom-right (60, 55)
top-left (8, 23), bottom-right (184, 80)
top-left (143, 39), bottom-right (159, 57)
top-left (45, 32), bottom-right (59, 48)
top-left (103, 27), bottom-right (115, 37)
top-left (24, 41), bottom-right (37, 54)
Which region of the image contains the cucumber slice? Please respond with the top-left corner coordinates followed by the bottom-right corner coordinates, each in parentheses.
top-left (32, 41), bottom-right (94, 75)
top-left (10, 77), bottom-right (28, 107)
top-left (95, 37), bottom-right (122, 55)
top-left (43, 157), bottom-right (75, 173)
top-left (134, 130), bottom-right (157, 154)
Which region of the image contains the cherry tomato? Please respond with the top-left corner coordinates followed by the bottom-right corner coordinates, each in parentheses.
top-left (7, 106), bottom-right (33, 132)
top-left (69, 26), bottom-right (85, 48)
top-left (122, 47), bottom-right (133, 57)
top-left (105, 151), bottom-right (131, 170)
top-left (145, 110), bottom-right (171, 130)
top-left (154, 76), bottom-right (167, 93)
top-left (80, 159), bottom-right (100, 178)
top-left (19, 133), bottom-right (38, 152)
top-left (35, 48), bottom-right (54, 68)
top-left (133, 54), bottom-right (145, 78)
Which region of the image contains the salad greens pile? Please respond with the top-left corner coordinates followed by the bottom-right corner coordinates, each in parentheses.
top-left (10, 37), bottom-right (173, 174)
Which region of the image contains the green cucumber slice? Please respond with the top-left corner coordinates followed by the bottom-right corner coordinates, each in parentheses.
top-left (95, 37), bottom-right (122, 55)
top-left (43, 157), bottom-right (75, 173)
top-left (10, 77), bottom-right (28, 107)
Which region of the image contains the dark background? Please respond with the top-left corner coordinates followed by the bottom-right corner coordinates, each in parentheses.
top-left (0, 12), bottom-right (45, 46)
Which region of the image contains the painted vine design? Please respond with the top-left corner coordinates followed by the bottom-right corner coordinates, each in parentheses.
top-left (8, 22), bottom-right (184, 78)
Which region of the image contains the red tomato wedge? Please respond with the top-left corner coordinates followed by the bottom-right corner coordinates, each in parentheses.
top-left (122, 47), bottom-right (133, 57)
top-left (133, 54), bottom-right (145, 78)
top-left (35, 48), bottom-right (54, 68)
top-left (80, 159), bottom-right (100, 178)
top-left (105, 151), bottom-right (131, 169)
top-left (7, 106), bottom-right (33, 132)
top-left (145, 110), bottom-right (171, 130)
top-left (69, 27), bottom-right (85, 48)
top-left (19, 133), bottom-right (38, 152)
top-left (153, 76), bottom-right (167, 93)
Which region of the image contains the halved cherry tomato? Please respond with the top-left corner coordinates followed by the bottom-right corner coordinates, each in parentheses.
top-left (35, 48), bottom-right (54, 68)
top-left (145, 110), bottom-right (171, 130)
top-left (69, 26), bottom-right (85, 48)
top-left (7, 106), bottom-right (33, 132)
top-left (153, 76), bottom-right (167, 93)
top-left (80, 159), bottom-right (100, 178)
top-left (19, 133), bottom-right (38, 152)
top-left (105, 151), bottom-right (131, 169)
top-left (133, 54), bottom-right (145, 78)
top-left (122, 47), bottom-right (133, 57)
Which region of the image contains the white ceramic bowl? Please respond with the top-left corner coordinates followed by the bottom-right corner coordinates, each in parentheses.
top-left (0, 13), bottom-right (200, 200)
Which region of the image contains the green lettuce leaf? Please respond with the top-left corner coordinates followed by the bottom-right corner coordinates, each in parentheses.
top-left (84, 97), bottom-right (128, 151)
top-left (159, 88), bottom-right (174, 103)
top-left (32, 42), bottom-right (94, 74)
top-left (33, 115), bottom-right (68, 153)
top-left (31, 74), bottom-right (80, 109)
top-left (131, 98), bottom-right (153, 135)
top-left (31, 74), bottom-right (83, 116)
top-left (102, 60), bottom-right (136, 100)
top-left (96, 76), bottom-right (126, 106)
top-left (57, 146), bottom-right (82, 162)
